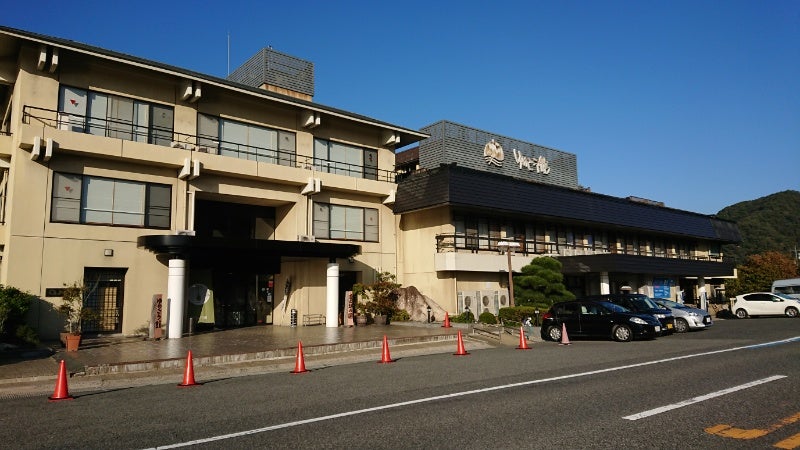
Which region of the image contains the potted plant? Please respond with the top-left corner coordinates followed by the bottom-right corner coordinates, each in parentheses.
top-left (355, 272), bottom-right (401, 326)
top-left (58, 282), bottom-right (99, 351)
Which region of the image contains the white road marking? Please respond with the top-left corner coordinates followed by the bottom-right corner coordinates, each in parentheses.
top-left (150, 336), bottom-right (800, 449)
top-left (622, 375), bottom-right (787, 420)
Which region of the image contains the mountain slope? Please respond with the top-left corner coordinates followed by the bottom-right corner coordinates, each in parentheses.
top-left (717, 190), bottom-right (800, 263)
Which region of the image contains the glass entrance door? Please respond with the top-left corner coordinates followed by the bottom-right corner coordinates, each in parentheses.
top-left (257, 275), bottom-right (274, 325)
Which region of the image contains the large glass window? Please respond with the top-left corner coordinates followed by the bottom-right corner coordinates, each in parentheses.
top-left (314, 138), bottom-right (378, 180)
top-left (198, 114), bottom-right (295, 165)
top-left (51, 172), bottom-right (171, 228)
top-left (312, 202), bottom-right (378, 242)
top-left (58, 86), bottom-right (173, 146)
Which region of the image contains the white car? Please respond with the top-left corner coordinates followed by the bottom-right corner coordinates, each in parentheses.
top-left (653, 298), bottom-right (713, 332)
top-left (732, 292), bottom-right (800, 319)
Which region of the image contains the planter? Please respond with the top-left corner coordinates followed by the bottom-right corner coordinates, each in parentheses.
top-left (59, 332), bottom-right (69, 348)
top-left (64, 333), bottom-right (81, 352)
top-left (374, 314), bottom-right (388, 325)
top-left (355, 315), bottom-right (368, 326)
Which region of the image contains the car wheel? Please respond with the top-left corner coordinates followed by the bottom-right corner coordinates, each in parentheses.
top-left (674, 318), bottom-right (689, 333)
top-left (786, 307), bottom-right (799, 318)
top-left (612, 325), bottom-right (632, 342)
top-left (735, 309), bottom-right (748, 319)
top-left (545, 325), bottom-right (562, 342)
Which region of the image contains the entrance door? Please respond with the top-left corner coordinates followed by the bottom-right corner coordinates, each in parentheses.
top-left (257, 275), bottom-right (275, 325)
top-left (83, 268), bottom-right (126, 333)
top-left (212, 272), bottom-right (275, 328)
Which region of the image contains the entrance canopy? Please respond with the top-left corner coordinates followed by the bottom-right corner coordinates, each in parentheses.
top-left (138, 235), bottom-right (360, 271)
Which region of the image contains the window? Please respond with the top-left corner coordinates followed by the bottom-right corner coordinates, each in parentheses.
top-left (312, 203), bottom-right (379, 242)
top-left (198, 114), bottom-right (296, 165)
top-left (58, 85), bottom-right (173, 146)
top-left (314, 138), bottom-right (378, 180)
top-left (51, 172), bottom-right (171, 228)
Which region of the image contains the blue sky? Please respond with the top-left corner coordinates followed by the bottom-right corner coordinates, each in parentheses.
top-left (4, 0), bottom-right (798, 214)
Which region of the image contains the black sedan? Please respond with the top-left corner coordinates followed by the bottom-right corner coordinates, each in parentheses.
top-left (540, 300), bottom-right (662, 342)
top-left (583, 293), bottom-right (676, 334)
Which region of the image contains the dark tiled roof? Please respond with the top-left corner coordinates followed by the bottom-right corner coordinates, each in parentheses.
top-left (394, 164), bottom-right (741, 242)
top-left (395, 147), bottom-right (419, 166)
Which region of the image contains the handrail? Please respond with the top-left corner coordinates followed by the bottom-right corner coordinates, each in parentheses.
top-left (22, 105), bottom-right (397, 182)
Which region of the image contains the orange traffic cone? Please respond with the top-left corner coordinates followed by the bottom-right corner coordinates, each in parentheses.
top-left (48, 360), bottom-right (73, 401)
top-left (178, 350), bottom-right (201, 386)
top-left (378, 335), bottom-right (395, 364)
top-left (559, 323), bottom-right (571, 346)
top-left (453, 330), bottom-right (470, 355)
top-left (442, 312), bottom-right (451, 328)
top-left (291, 341), bottom-right (309, 374)
top-left (516, 326), bottom-right (531, 350)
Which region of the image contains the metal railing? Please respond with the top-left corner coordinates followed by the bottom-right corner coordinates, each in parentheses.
top-left (22, 105), bottom-right (397, 182)
top-left (435, 233), bottom-right (732, 263)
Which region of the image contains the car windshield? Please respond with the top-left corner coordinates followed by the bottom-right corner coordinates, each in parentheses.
top-left (655, 299), bottom-right (686, 309)
top-left (775, 293), bottom-right (796, 301)
top-left (598, 301), bottom-right (628, 313)
top-left (631, 297), bottom-right (660, 309)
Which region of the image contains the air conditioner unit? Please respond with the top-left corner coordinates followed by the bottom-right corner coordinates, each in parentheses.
top-left (298, 234), bottom-right (316, 242)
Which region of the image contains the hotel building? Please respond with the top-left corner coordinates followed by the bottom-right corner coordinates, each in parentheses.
top-left (0, 26), bottom-right (740, 339)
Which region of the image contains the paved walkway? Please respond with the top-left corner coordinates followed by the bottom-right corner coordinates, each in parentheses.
top-left (0, 321), bottom-right (544, 400)
top-left (0, 322), bottom-right (481, 384)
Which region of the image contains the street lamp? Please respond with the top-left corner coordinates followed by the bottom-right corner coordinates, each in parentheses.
top-left (497, 241), bottom-right (520, 307)
top-left (426, 305), bottom-right (432, 323)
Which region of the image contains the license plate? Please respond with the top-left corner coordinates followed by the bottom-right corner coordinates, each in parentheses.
top-left (667, 323), bottom-right (673, 329)
top-left (655, 326), bottom-right (661, 332)
top-left (704, 317), bottom-right (711, 323)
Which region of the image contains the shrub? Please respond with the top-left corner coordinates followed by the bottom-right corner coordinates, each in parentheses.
top-left (0, 285), bottom-right (34, 337)
top-left (15, 324), bottom-right (39, 346)
top-left (451, 311), bottom-right (474, 323)
top-left (478, 311), bottom-right (497, 324)
top-left (499, 306), bottom-right (544, 325)
top-left (392, 309), bottom-right (411, 322)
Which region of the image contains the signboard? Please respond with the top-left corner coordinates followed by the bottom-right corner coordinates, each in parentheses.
top-left (653, 278), bottom-right (672, 299)
top-left (150, 294), bottom-right (163, 340)
top-left (345, 291), bottom-right (354, 327)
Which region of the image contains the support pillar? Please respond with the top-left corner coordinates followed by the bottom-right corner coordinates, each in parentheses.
top-left (698, 277), bottom-right (707, 311)
top-left (600, 272), bottom-right (610, 295)
top-left (167, 258), bottom-right (186, 339)
top-left (326, 261), bottom-right (339, 327)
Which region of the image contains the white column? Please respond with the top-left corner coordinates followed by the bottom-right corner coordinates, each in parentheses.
top-left (698, 277), bottom-right (707, 311)
top-left (600, 272), bottom-right (610, 295)
top-left (326, 262), bottom-right (339, 327)
top-left (167, 258), bottom-right (186, 339)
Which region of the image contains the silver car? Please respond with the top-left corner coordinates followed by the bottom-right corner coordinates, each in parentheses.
top-left (653, 298), bottom-right (713, 332)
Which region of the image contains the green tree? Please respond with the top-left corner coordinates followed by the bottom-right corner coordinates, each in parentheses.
top-left (513, 257), bottom-right (575, 308)
top-left (352, 271), bottom-right (401, 316)
top-left (725, 251), bottom-right (799, 297)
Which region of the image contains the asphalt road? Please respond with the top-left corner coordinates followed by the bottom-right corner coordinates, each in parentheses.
top-left (2, 318), bottom-right (798, 449)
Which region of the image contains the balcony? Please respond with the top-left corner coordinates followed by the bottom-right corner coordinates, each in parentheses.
top-left (21, 106), bottom-right (398, 185)
top-left (434, 233), bottom-right (732, 274)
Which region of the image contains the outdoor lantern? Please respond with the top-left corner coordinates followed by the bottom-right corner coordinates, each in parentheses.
top-left (426, 305), bottom-right (432, 323)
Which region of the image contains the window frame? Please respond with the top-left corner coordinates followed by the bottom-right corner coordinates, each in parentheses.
top-left (51, 172), bottom-right (171, 229)
top-left (312, 202), bottom-right (379, 242)
top-left (58, 85), bottom-right (174, 146)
